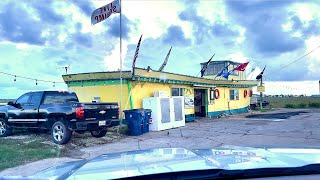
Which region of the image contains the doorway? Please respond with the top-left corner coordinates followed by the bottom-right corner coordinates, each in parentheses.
top-left (194, 89), bottom-right (207, 117)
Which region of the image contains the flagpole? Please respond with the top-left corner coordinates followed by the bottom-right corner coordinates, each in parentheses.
top-left (119, 0), bottom-right (123, 120)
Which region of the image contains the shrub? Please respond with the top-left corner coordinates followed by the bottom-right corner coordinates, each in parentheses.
top-left (285, 104), bottom-right (295, 108)
top-left (297, 103), bottom-right (307, 108)
top-left (309, 102), bottom-right (320, 108)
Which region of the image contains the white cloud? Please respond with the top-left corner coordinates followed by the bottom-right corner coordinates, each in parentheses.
top-left (104, 40), bottom-right (128, 71)
top-left (226, 52), bottom-right (248, 63)
top-left (305, 36), bottom-right (320, 75)
top-left (120, 0), bottom-right (185, 42)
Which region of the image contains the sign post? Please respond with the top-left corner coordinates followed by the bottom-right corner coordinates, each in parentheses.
top-left (260, 78), bottom-right (263, 111)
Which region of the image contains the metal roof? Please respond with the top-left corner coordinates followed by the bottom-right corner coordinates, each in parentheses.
top-left (200, 60), bottom-right (241, 65)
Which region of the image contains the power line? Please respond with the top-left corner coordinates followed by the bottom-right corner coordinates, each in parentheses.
top-left (265, 44), bottom-right (320, 76)
top-left (0, 71), bottom-right (65, 84)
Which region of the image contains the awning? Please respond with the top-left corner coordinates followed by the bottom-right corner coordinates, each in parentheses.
top-left (193, 84), bottom-right (216, 89)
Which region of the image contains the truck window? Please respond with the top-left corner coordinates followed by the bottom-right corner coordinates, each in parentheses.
top-left (16, 93), bottom-right (31, 104)
top-left (43, 92), bottom-right (79, 104)
top-left (30, 92), bottom-right (42, 105)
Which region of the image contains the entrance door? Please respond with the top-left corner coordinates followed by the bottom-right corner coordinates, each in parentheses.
top-left (194, 89), bottom-right (207, 117)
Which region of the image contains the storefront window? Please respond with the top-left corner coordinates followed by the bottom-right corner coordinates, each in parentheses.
top-left (230, 89), bottom-right (239, 100)
top-left (171, 88), bottom-right (184, 96)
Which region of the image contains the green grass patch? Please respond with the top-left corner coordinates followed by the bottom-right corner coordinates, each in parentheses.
top-left (0, 139), bottom-right (61, 171)
top-left (284, 104), bottom-right (295, 108)
top-left (265, 97), bottom-right (320, 109)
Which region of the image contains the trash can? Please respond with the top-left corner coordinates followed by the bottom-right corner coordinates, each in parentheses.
top-left (123, 109), bottom-right (145, 136)
top-left (143, 109), bottom-right (152, 133)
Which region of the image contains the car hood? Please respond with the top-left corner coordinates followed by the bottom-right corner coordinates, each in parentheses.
top-left (33, 146), bottom-right (320, 179)
top-left (0, 105), bottom-right (9, 112)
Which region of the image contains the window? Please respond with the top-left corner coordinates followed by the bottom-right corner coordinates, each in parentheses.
top-left (16, 93), bottom-right (31, 104)
top-left (30, 92), bottom-right (42, 105)
top-left (229, 64), bottom-right (239, 76)
top-left (43, 92), bottom-right (79, 104)
top-left (230, 89), bottom-right (239, 100)
top-left (203, 62), bottom-right (225, 76)
top-left (171, 88), bottom-right (184, 96)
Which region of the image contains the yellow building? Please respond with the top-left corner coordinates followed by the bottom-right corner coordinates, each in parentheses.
top-left (62, 62), bottom-right (257, 122)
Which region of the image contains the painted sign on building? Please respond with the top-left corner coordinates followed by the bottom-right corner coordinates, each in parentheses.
top-left (184, 88), bottom-right (194, 108)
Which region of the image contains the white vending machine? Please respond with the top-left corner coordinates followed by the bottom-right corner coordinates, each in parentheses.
top-left (171, 96), bottom-right (185, 128)
top-left (142, 97), bottom-right (174, 131)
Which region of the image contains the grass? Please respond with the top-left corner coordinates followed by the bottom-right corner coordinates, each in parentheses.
top-left (265, 97), bottom-right (320, 109)
top-left (0, 138), bottom-right (61, 171)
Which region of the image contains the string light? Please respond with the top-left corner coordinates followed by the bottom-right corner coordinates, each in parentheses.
top-left (0, 71), bottom-right (65, 84)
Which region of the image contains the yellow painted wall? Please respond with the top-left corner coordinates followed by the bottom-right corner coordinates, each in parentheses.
top-left (68, 84), bottom-right (129, 109)
top-left (130, 82), bottom-right (195, 115)
top-left (207, 87), bottom-right (251, 112)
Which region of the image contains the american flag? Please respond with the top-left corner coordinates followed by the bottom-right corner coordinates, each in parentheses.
top-left (132, 34), bottom-right (143, 69)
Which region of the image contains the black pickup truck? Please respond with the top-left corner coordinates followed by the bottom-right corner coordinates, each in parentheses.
top-left (0, 91), bottom-right (119, 144)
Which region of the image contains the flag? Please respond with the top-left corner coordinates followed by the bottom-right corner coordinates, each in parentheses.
top-left (132, 35), bottom-right (143, 70)
top-left (256, 65), bottom-right (266, 80)
top-left (91, 0), bottom-right (121, 25)
top-left (234, 62), bottom-right (249, 71)
top-left (159, 47), bottom-right (172, 71)
top-left (217, 64), bottom-right (230, 77)
top-left (223, 69), bottom-right (235, 79)
top-left (200, 54), bottom-right (215, 77)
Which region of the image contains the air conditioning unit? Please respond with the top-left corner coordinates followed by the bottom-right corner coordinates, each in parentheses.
top-left (153, 91), bottom-right (168, 98)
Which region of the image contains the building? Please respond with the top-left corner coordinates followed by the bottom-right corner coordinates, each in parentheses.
top-left (62, 61), bottom-right (257, 121)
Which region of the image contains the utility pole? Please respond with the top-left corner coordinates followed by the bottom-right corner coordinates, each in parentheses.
top-left (260, 76), bottom-right (263, 111)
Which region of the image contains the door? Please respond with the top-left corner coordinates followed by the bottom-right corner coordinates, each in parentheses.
top-left (173, 97), bottom-right (183, 121)
top-left (8, 93), bottom-right (32, 123)
top-left (28, 92), bottom-right (43, 123)
top-left (194, 89), bottom-right (207, 117)
top-left (160, 98), bottom-right (171, 123)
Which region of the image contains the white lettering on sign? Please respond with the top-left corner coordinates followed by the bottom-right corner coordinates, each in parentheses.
top-left (91, 0), bottom-right (120, 25)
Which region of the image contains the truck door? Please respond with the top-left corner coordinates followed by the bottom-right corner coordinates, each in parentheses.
top-left (7, 93), bottom-right (32, 124)
top-left (28, 92), bottom-right (43, 124)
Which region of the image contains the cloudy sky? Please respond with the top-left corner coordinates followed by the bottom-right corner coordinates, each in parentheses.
top-left (0, 0), bottom-right (320, 98)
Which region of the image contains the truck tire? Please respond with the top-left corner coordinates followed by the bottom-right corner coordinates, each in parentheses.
top-left (90, 130), bottom-right (107, 138)
top-left (51, 121), bottom-right (72, 145)
top-left (0, 119), bottom-right (12, 137)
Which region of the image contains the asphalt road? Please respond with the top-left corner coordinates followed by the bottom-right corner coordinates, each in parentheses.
top-left (1, 109), bottom-right (320, 177)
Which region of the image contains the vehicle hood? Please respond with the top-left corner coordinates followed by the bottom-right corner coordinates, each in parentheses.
top-left (0, 105), bottom-right (9, 112)
top-left (33, 146), bottom-right (320, 179)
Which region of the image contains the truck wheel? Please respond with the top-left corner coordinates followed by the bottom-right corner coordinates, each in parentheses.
top-left (90, 130), bottom-right (107, 138)
top-left (51, 121), bottom-right (72, 145)
top-left (0, 119), bottom-right (12, 137)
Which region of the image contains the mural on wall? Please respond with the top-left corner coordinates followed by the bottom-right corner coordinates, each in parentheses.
top-left (184, 88), bottom-right (194, 108)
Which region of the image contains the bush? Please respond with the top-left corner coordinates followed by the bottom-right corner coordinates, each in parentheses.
top-left (309, 102), bottom-right (320, 108)
top-left (285, 104), bottom-right (295, 108)
top-left (297, 103), bottom-right (307, 108)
